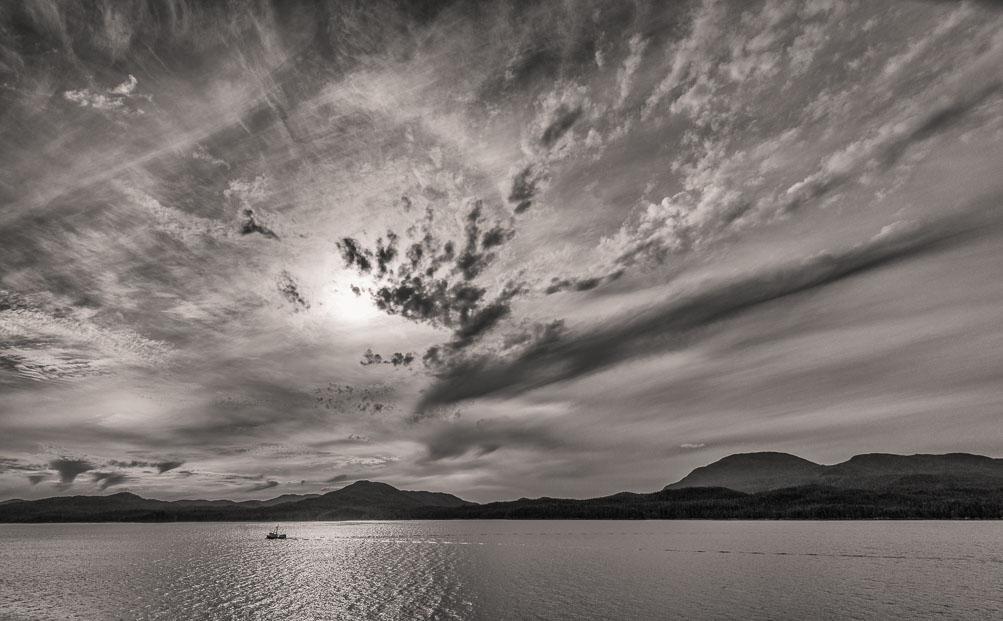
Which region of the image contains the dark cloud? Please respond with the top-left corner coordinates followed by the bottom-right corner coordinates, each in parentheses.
top-left (239, 209), bottom-right (279, 240)
top-left (277, 270), bottom-right (310, 310)
top-left (337, 238), bottom-right (374, 273)
top-left (155, 460), bottom-right (185, 474)
top-left (108, 460), bottom-right (146, 468)
top-left (423, 346), bottom-right (442, 367)
top-left (314, 383), bottom-right (395, 415)
top-left (455, 202), bottom-right (504, 280)
top-left (508, 166), bottom-right (539, 214)
top-left (360, 349), bottom-right (416, 367)
top-left (481, 224), bottom-right (515, 250)
top-left (360, 349), bottom-right (384, 365)
top-left (50, 458), bottom-right (94, 485)
top-left (506, 105), bottom-right (578, 215)
top-left (92, 472), bottom-right (128, 490)
top-left (107, 459), bottom-right (183, 473)
top-left (341, 202), bottom-right (524, 350)
top-left (248, 479), bottom-right (279, 492)
top-left (419, 210), bottom-right (990, 410)
top-left (421, 420), bottom-right (565, 462)
top-left (27, 474), bottom-right (47, 485)
top-left (375, 232), bottom-right (399, 277)
top-left (545, 275), bottom-right (608, 294)
top-left (448, 282), bottom-right (525, 349)
top-left (326, 474), bottom-right (350, 483)
top-left (389, 352), bottom-right (416, 367)
top-left (540, 106), bottom-right (583, 147)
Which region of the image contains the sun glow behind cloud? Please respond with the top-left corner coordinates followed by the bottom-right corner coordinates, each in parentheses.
top-left (321, 282), bottom-right (383, 325)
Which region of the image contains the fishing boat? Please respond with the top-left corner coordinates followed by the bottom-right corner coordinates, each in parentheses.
top-left (266, 525), bottom-right (286, 539)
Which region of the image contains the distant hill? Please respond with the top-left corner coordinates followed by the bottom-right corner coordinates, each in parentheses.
top-left (0, 482), bottom-right (471, 523)
top-left (265, 481), bottom-right (472, 520)
top-left (664, 452), bottom-right (824, 492)
top-left (411, 485), bottom-right (1003, 520)
top-left (239, 493), bottom-right (322, 507)
top-left (665, 452), bottom-right (1003, 492)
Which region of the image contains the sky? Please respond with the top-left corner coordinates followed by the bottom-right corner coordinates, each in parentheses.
top-left (1, 0), bottom-right (1002, 503)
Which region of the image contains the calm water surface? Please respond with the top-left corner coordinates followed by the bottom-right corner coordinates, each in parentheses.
top-left (0, 520), bottom-right (1000, 620)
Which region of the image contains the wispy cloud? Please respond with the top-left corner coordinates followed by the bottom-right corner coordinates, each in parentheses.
top-left (420, 209), bottom-right (992, 410)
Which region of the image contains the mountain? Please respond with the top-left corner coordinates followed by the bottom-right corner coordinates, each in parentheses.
top-left (0, 492), bottom-right (175, 522)
top-left (411, 485), bottom-right (1003, 520)
top-left (239, 493), bottom-right (321, 507)
top-left (265, 481), bottom-right (472, 520)
top-left (665, 452), bottom-right (1003, 493)
top-left (0, 482), bottom-right (470, 522)
top-left (665, 452), bottom-right (825, 492)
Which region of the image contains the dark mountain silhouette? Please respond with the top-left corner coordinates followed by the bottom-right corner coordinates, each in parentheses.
top-left (665, 452), bottom-right (825, 492)
top-left (264, 480), bottom-right (472, 520)
top-left (166, 493), bottom-right (321, 508)
top-left (412, 485), bottom-right (1003, 520)
top-left (2, 455), bottom-right (1002, 522)
top-left (665, 452), bottom-right (1003, 492)
top-left (239, 493), bottom-right (322, 507)
top-left (0, 481), bottom-right (471, 522)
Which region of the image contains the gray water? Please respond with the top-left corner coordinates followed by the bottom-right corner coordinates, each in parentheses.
top-left (0, 521), bottom-right (1000, 620)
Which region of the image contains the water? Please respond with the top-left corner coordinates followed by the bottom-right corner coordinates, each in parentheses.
top-left (0, 521), bottom-right (1000, 620)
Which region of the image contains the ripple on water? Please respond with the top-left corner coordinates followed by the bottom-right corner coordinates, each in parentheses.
top-left (0, 521), bottom-right (1001, 620)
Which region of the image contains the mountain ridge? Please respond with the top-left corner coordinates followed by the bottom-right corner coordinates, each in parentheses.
top-left (3, 453), bottom-right (1003, 521)
top-left (665, 452), bottom-right (1003, 492)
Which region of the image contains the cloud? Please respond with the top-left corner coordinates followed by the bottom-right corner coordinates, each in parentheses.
top-left (28, 474), bottom-right (47, 485)
top-left (109, 75), bottom-right (138, 96)
top-left (0, 292), bottom-right (173, 382)
top-left (106, 459), bottom-right (185, 473)
top-left (0, 457), bottom-right (42, 472)
top-left (360, 349), bottom-right (416, 367)
top-left (421, 419), bottom-right (565, 462)
top-left (326, 474), bottom-right (350, 483)
top-left (540, 106), bottom-right (583, 148)
top-left (155, 460), bottom-right (185, 474)
top-left (247, 479), bottom-right (279, 492)
top-left (277, 271), bottom-right (310, 311)
top-left (419, 210), bottom-right (989, 410)
top-left (783, 81), bottom-right (1003, 215)
top-left (50, 458), bottom-right (95, 485)
top-left (313, 383), bottom-right (396, 415)
top-left (92, 472), bottom-right (128, 490)
top-left (240, 209), bottom-right (279, 240)
top-left (507, 165), bottom-right (542, 214)
top-left (337, 238), bottom-right (374, 273)
top-left (63, 74), bottom-right (146, 116)
top-left (339, 202), bottom-right (525, 350)
top-left (616, 34), bottom-right (648, 107)
top-left (679, 443), bottom-right (706, 449)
